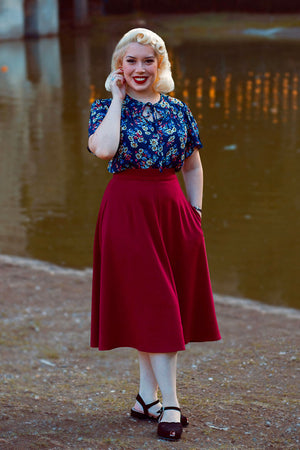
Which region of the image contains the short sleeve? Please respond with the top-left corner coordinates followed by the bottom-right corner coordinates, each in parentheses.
top-left (88, 98), bottom-right (111, 137)
top-left (184, 104), bottom-right (203, 159)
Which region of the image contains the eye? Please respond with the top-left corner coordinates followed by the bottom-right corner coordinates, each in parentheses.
top-left (145, 59), bottom-right (155, 64)
top-left (126, 58), bottom-right (135, 64)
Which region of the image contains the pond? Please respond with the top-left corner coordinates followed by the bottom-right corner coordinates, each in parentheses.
top-left (0, 18), bottom-right (299, 309)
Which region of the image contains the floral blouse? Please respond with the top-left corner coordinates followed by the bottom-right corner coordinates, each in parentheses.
top-left (88, 94), bottom-right (202, 173)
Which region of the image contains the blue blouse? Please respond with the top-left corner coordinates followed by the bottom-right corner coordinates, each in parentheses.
top-left (88, 94), bottom-right (202, 173)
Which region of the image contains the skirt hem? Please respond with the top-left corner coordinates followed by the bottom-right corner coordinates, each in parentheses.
top-left (90, 336), bottom-right (222, 353)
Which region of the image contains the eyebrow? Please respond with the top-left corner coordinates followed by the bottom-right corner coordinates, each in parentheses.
top-left (125, 55), bottom-right (155, 59)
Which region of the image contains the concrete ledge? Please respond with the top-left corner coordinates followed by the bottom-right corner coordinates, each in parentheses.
top-left (0, 0), bottom-right (59, 41)
top-left (25, 0), bottom-right (59, 37)
top-left (0, 0), bottom-right (24, 40)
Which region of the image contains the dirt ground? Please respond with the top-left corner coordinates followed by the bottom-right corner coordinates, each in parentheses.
top-left (0, 255), bottom-right (299, 449)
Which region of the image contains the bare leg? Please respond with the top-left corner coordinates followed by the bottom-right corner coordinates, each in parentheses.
top-left (148, 352), bottom-right (181, 423)
top-left (132, 351), bottom-right (162, 416)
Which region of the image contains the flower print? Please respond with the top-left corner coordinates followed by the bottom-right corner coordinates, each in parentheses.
top-left (150, 138), bottom-right (159, 148)
top-left (166, 136), bottom-right (175, 148)
top-left (165, 126), bottom-right (177, 135)
top-left (89, 94), bottom-right (202, 173)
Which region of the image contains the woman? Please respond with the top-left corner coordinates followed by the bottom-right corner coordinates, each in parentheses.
top-left (87, 28), bottom-right (221, 441)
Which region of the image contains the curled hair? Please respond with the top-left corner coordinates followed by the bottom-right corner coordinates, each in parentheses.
top-left (105, 28), bottom-right (174, 94)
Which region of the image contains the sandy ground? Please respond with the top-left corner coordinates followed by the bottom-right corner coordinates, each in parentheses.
top-left (0, 254), bottom-right (299, 449)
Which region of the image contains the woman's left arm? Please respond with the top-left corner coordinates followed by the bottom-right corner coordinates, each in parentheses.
top-left (182, 150), bottom-right (203, 216)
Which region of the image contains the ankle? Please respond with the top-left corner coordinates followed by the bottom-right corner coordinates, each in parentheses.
top-left (138, 391), bottom-right (158, 405)
top-left (160, 407), bottom-right (181, 423)
top-left (161, 397), bottom-right (180, 409)
top-left (133, 393), bottom-right (162, 415)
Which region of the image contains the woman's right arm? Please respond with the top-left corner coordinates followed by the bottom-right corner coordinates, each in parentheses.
top-left (88, 70), bottom-right (126, 160)
top-left (88, 97), bottom-right (123, 159)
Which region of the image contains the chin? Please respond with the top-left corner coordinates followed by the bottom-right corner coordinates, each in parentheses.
top-left (135, 85), bottom-right (151, 92)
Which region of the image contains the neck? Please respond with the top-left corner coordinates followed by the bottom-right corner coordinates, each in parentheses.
top-left (126, 89), bottom-right (160, 104)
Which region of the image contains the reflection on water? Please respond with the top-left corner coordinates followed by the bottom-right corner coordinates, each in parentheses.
top-left (0, 27), bottom-right (299, 309)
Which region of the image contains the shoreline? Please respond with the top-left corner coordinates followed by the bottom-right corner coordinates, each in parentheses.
top-left (1, 253), bottom-right (299, 318)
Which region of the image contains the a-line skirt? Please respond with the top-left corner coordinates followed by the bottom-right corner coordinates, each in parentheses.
top-left (90, 168), bottom-right (221, 352)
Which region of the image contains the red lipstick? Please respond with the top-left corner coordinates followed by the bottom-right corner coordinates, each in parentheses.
top-left (133, 77), bottom-right (148, 84)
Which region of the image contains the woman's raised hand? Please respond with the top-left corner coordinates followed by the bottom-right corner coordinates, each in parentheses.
top-left (110, 69), bottom-right (126, 101)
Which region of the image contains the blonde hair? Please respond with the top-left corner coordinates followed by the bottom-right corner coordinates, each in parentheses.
top-left (105, 28), bottom-right (174, 94)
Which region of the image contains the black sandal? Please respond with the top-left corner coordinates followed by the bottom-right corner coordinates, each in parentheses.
top-left (130, 394), bottom-right (189, 427)
top-left (157, 406), bottom-right (183, 441)
top-left (130, 394), bottom-right (161, 422)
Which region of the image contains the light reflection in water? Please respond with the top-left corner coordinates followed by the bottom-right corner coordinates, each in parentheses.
top-left (0, 32), bottom-right (299, 309)
top-left (155, 65), bottom-right (300, 129)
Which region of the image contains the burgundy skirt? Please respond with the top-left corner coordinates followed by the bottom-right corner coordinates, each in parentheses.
top-left (90, 168), bottom-right (221, 352)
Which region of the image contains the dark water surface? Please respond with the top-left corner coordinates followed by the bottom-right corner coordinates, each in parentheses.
top-left (0, 21), bottom-right (299, 308)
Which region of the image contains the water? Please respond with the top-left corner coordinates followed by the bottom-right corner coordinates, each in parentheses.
top-left (0, 21), bottom-right (299, 309)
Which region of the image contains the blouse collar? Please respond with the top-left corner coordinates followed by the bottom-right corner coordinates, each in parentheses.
top-left (124, 94), bottom-right (171, 119)
top-left (124, 94), bottom-right (161, 105)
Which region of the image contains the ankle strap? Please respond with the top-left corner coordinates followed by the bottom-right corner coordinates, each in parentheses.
top-left (163, 406), bottom-right (181, 412)
top-left (136, 393), bottom-right (160, 414)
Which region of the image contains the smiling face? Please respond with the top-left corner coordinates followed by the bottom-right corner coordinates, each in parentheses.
top-left (121, 43), bottom-right (158, 99)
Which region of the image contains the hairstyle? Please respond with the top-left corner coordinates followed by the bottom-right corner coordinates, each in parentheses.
top-left (105, 28), bottom-right (174, 94)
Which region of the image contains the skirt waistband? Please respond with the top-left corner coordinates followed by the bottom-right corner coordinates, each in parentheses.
top-left (113, 168), bottom-right (176, 181)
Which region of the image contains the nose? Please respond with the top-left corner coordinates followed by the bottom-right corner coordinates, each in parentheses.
top-left (135, 61), bottom-right (145, 72)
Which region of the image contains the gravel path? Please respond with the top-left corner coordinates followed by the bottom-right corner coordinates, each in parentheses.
top-left (0, 255), bottom-right (299, 449)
